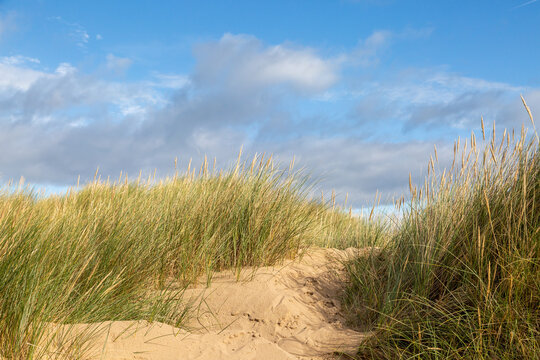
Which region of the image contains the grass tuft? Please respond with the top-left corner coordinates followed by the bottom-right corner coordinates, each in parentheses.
top-left (344, 115), bottom-right (539, 359)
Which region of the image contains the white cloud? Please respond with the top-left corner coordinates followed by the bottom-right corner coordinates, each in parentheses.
top-left (0, 55), bottom-right (40, 66)
top-left (193, 33), bottom-right (339, 93)
top-left (119, 104), bottom-right (145, 116)
top-left (0, 63), bottom-right (44, 91)
top-left (55, 62), bottom-right (77, 75)
top-left (0, 57), bottom-right (165, 126)
top-left (346, 68), bottom-right (530, 134)
top-left (0, 33), bottom-right (537, 209)
top-left (253, 44), bottom-right (337, 91)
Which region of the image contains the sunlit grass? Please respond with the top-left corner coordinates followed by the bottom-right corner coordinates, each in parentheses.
top-left (0, 153), bottom-right (378, 359)
top-left (344, 102), bottom-right (539, 359)
top-left (4, 101), bottom-right (535, 360)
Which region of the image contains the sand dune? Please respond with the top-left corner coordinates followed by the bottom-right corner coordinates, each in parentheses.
top-left (48, 248), bottom-right (369, 359)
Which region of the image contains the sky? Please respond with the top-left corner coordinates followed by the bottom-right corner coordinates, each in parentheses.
top-left (0, 0), bottom-right (539, 208)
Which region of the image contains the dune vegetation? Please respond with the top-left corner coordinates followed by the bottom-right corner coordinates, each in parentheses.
top-left (0, 153), bottom-right (382, 359)
top-left (343, 102), bottom-right (539, 359)
top-left (0, 104), bottom-right (538, 359)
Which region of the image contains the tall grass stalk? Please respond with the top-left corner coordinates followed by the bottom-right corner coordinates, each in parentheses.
top-left (345, 112), bottom-right (539, 359)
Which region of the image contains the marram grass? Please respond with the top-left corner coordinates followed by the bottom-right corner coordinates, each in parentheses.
top-left (344, 107), bottom-right (539, 359)
top-left (0, 154), bottom-right (379, 359)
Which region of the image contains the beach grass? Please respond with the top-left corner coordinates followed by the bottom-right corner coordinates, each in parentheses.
top-left (0, 153), bottom-right (378, 359)
top-left (2, 104), bottom-right (538, 360)
top-left (343, 105), bottom-right (539, 359)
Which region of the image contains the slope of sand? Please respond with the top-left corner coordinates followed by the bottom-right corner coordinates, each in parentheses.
top-left (49, 248), bottom-right (370, 359)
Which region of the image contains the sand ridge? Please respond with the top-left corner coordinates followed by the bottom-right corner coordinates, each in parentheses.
top-left (48, 248), bottom-right (370, 359)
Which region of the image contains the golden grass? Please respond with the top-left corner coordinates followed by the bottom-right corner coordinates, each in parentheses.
top-left (0, 154), bottom-right (380, 359)
top-left (344, 107), bottom-right (539, 359)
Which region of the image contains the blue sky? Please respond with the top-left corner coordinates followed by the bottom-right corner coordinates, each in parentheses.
top-left (0, 0), bottom-right (538, 207)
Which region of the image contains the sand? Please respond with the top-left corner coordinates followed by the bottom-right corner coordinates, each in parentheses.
top-left (47, 248), bottom-right (370, 359)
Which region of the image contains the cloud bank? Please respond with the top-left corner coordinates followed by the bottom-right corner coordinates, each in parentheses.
top-left (0, 32), bottom-right (537, 206)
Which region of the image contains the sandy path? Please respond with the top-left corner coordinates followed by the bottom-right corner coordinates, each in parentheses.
top-left (49, 248), bottom-right (369, 359)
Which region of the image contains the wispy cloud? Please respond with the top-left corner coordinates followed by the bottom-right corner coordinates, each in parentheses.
top-left (346, 28), bottom-right (432, 67)
top-left (348, 30), bottom-right (393, 66)
top-left (0, 55), bottom-right (40, 66)
top-left (50, 16), bottom-right (92, 48)
top-left (148, 73), bottom-right (190, 89)
top-left (513, 0), bottom-right (539, 9)
top-left (347, 69), bottom-right (527, 137)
